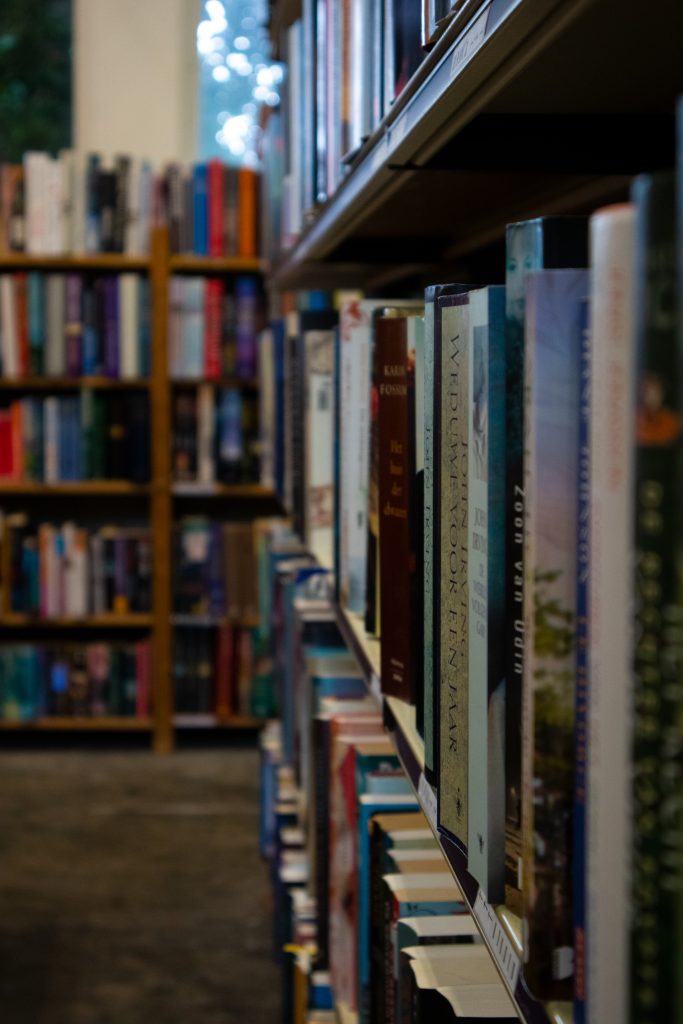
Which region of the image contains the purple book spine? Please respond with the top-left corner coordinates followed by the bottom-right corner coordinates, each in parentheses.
top-left (65, 273), bottom-right (83, 376)
top-left (104, 276), bottom-right (120, 378)
top-left (235, 277), bottom-right (258, 379)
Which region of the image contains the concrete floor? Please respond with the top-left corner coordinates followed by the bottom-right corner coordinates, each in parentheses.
top-left (0, 748), bottom-right (280, 1024)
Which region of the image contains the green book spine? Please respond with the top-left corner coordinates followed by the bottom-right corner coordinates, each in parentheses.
top-left (438, 294), bottom-right (469, 850)
top-left (631, 171), bottom-right (681, 1023)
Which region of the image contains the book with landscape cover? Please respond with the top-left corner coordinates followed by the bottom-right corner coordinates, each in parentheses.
top-left (522, 267), bottom-right (587, 1002)
top-left (503, 215), bottom-right (588, 912)
top-left (437, 292), bottom-right (469, 852)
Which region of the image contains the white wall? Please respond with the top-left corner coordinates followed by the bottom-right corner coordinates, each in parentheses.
top-left (73, 0), bottom-right (198, 163)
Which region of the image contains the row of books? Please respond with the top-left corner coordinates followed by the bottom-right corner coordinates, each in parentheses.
top-left (169, 274), bottom-right (261, 380)
top-left (172, 517), bottom-right (259, 621)
top-left (6, 518), bottom-right (152, 618)
top-left (259, 556), bottom-right (517, 1023)
top-left (172, 387), bottom-right (259, 485)
top-left (0, 271), bottom-right (151, 380)
top-left (0, 640), bottom-right (151, 721)
top-left (0, 153), bottom-right (260, 257)
top-left (0, 393), bottom-right (150, 483)
top-left (261, 169), bottom-right (683, 1018)
top-left (272, 1), bottom-right (460, 250)
top-left (173, 625), bottom-right (274, 719)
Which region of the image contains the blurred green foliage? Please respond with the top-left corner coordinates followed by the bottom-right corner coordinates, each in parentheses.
top-left (0, 0), bottom-right (71, 162)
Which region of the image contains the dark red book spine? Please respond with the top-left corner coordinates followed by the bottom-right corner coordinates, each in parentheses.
top-left (214, 623), bottom-right (234, 717)
top-left (204, 277), bottom-right (223, 379)
top-left (15, 273), bottom-right (29, 376)
top-left (376, 315), bottom-right (415, 700)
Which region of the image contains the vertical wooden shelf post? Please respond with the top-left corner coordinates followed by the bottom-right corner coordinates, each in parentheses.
top-left (150, 227), bottom-right (174, 753)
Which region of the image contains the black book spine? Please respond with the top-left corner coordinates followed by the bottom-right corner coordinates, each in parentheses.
top-left (98, 171), bottom-right (117, 253)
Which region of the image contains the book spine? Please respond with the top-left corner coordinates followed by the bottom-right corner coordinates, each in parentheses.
top-left (630, 173), bottom-right (681, 1023)
top-left (377, 316), bottom-right (414, 700)
top-left (238, 167), bottom-right (258, 258)
top-left (193, 164), bottom-right (209, 256)
top-left (235, 276), bottom-right (258, 380)
top-left (204, 278), bottom-right (223, 379)
top-left (208, 159), bottom-right (224, 257)
top-left (118, 273), bottom-right (139, 379)
top-left (574, 296), bottom-right (590, 1024)
top-left (103, 276), bottom-right (120, 378)
top-left (438, 295), bottom-right (469, 850)
top-left (27, 271), bottom-right (45, 375)
top-left (0, 274), bottom-right (19, 378)
top-left (65, 272), bottom-right (83, 376)
top-left (45, 273), bottom-right (65, 376)
top-left (15, 273), bottom-right (29, 376)
top-left (522, 268), bottom-right (587, 1002)
top-left (423, 291), bottom-right (437, 778)
top-left (82, 278), bottom-right (98, 375)
top-left (197, 383), bottom-right (216, 484)
top-left (467, 286), bottom-right (506, 903)
top-left (44, 397), bottom-right (59, 482)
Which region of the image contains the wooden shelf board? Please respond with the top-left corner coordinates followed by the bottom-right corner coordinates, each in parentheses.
top-left (170, 376), bottom-right (259, 389)
top-left (171, 482), bottom-right (275, 498)
top-left (0, 252), bottom-right (150, 270)
top-left (0, 481), bottom-right (151, 495)
top-left (0, 614), bottom-right (154, 629)
top-left (168, 255), bottom-right (265, 273)
top-left (0, 716), bottom-right (153, 731)
top-left (170, 613), bottom-right (260, 629)
top-left (173, 713), bottom-right (265, 729)
top-left (0, 376), bottom-right (150, 390)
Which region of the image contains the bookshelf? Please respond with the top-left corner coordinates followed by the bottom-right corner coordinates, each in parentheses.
top-left (0, 227), bottom-right (275, 750)
top-left (261, 2), bottom-right (682, 1024)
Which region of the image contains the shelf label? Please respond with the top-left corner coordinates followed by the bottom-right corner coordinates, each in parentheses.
top-left (472, 889), bottom-right (521, 991)
top-left (417, 772), bottom-right (438, 832)
top-left (450, 6), bottom-right (490, 80)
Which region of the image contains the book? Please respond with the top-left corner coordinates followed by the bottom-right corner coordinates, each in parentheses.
top-left (466, 286), bottom-right (506, 903)
top-left (630, 172), bottom-right (680, 1024)
top-left (584, 203), bottom-right (636, 1024)
top-left (376, 312), bottom-right (422, 700)
top-left (522, 267), bottom-right (588, 1002)
top-left (424, 283), bottom-right (468, 782)
top-left (304, 329), bottom-right (336, 569)
top-left (437, 292), bottom-right (470, 852)
top-left (503, 216), bottom-right (588, 912)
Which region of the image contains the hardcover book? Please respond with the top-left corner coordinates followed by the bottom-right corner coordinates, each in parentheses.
top-left (437, 292), bottom-right (469, 852)
top-left (522, 267), bottom-right (588, 1002)
top-left (466, 286), bottom-right (506, 903)
top-left (503, 215), bottom-right (588, 911)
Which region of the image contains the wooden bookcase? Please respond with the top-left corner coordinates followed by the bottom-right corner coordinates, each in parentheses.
top-left (0, 228), bottom-right (276, 752)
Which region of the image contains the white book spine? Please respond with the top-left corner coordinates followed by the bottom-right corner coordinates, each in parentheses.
top-left (197, 383), bottom-right (215, 483)
top-left (71, 152), bottom-right (86, 254)
top-left (46, 158), bottom-right (63, 255)
top-left (0, 274), bottom-right (19, 378)
top-left (119, 273), bottom-right (139, 378)
top-left (24, 152), bottom-right (45, 254)
top-left (44, 397), bottom-right (59, 482)
top-left (586, 204), bottom-right (636, 1024)
top-left (304, 330), bottom-right (335, 569)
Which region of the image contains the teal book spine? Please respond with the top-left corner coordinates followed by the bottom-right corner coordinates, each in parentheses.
top-left (631, 172), bottom-right (682, 1023)
top-left (27, 271), bottom-right (44, 375)
top-left (522, 267), bottom-right (587, 1002)
top-left (466, 286), bottom-right (506, 903)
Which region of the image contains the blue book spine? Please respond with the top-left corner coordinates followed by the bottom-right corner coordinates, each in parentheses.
top-left (85, 154), bottom-right (101, 253)
top-left (27, 272), bottom-right (44, 375)
top-left (104, 276), bottom-right (119, 378)
top-left (82, 280), bottom-right (99, 375)
top-left (218, 389), bottom-right (243, 475)
top-left (138, 277), bottom-right (151, 377)
top-left (207, 522), bottom-right (225, 616)
top-left (573, 298), bottom-right (590, 1023)
top-left (274, 320), bottom-right (286, 498)
top-left (235, 276), bottom-right (258, 379)
top-left (193, 163), bottom-right (209, 256)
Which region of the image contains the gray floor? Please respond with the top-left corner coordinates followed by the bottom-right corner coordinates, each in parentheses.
top-left (0, 748), bottom-right (281, 1024)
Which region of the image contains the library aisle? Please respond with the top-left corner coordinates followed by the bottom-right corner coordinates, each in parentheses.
top-left (0, 749), bottom-right (280, 1024)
